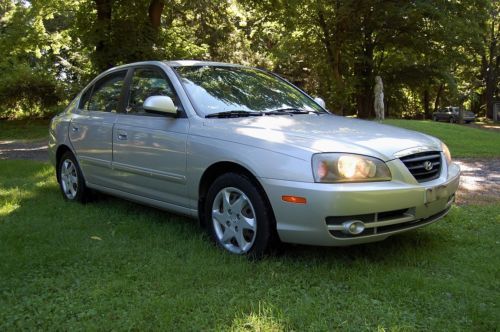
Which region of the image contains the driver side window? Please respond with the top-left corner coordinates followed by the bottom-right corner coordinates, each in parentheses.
top-left (127, 68), bottom-right (180, 115)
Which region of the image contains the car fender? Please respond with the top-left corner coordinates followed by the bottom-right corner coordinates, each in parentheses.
top-left (49, 113), bottom-right (75, 167)
top-left (186, 133), bottom-right (312, 209)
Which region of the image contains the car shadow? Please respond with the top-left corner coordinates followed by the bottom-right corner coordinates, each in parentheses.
top-left (265, 228), bottom-right (449, 266)
top-left (91, 193), bottom-right (449, 265)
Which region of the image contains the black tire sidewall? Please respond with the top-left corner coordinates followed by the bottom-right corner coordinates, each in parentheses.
top-left (58, 151), bottom-right (87, 203)
top-left (204, 173), bottom-right (273, 257)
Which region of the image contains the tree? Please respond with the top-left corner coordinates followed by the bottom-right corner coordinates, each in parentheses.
top-left (482, 2), bottom-right (499, 119)
top-left (0, 0), bottom-right (495, 120)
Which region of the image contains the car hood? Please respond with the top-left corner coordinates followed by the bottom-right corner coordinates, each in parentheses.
top-left (202, 114), bottom-right (442, 161)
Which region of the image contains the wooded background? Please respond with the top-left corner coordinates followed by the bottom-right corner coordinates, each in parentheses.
top-left (0, 0), bottom-right (498, 119)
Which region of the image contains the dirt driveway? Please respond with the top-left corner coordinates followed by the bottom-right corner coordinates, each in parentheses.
top-left (0, 138), bottom-right (498, 205)
top-left (0, 138), bottom-right (49, 162)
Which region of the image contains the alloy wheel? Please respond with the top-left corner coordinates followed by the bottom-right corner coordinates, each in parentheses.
top-left (211, 187), bottom-right (257, 254)
top-left (60, 159), bottom-right (78, 199)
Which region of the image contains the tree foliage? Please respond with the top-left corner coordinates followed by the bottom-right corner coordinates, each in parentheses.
top-left (0, 0), bottom-right (497, 119)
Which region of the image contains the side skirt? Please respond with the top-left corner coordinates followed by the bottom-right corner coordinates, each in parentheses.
top-left (86, 182), bottom-right (198, 219)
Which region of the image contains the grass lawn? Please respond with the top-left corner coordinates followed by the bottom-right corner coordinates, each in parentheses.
top-left (384, 119), bottom-right (500, 158)
top-left (0, 119), bottom-right (50, 141)
top-left (1, 160), bottom-right (499, 330)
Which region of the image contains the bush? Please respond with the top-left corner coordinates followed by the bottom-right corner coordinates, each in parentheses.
top-left (0, 64), bottom-right (63, 119)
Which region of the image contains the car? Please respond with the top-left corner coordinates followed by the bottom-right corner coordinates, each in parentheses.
top-left (432, 106), bottom-right (476, 123)
top-left (49, 60), bottom-right (461, 257)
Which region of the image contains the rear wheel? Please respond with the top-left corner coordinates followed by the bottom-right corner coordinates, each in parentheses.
top-left (58, 151), bottom-right (90, 203)
top-left (204, 173), bottom-right (273, 257)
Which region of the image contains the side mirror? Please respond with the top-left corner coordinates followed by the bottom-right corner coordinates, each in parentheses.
top-left (143, 96), bottom-right (177, 116)
top-left (314, 97), bottom-right (326, 109)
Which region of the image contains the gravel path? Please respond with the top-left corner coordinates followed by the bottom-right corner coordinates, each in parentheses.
top-left (0, 138), bottom-right (49, 162)
top-left (0, 139), bottom-right (498, 205)
top-left (454, 158), bottom-right (500, 205)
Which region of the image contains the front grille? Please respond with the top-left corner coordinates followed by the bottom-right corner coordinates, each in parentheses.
top-left (400, 151), bottom-right (442, 182)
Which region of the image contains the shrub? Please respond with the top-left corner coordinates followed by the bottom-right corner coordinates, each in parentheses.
top-left (0, 64), bottom-right (62, 119)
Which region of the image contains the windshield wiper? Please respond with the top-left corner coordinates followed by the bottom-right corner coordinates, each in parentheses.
top-left (205, 110), bottom-right (263, 118)
top-left (265, 108), bottom-right (318, 115)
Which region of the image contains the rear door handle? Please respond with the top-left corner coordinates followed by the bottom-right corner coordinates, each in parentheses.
top-left (117, 132), bottom-right (128, 140)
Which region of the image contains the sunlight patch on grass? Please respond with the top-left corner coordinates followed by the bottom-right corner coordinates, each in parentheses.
top-left (0, 187), bottom-right (22, 218)
top-left (229, 303), bottom-right (287, 332)
top-left (34, 166), bottom-right (56, 188)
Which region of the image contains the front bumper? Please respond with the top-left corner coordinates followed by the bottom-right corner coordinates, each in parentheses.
top-left (260, 158), bottom-right (460, 246)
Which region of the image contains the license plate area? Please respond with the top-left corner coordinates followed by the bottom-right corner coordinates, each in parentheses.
top-left (425, 184), bottom-right (448, 204)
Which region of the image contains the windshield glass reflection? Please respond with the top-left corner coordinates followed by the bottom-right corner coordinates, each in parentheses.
top-left (174, 66), bottom-right (325, 116)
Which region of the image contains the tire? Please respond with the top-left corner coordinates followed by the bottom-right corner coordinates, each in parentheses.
top-left (204, 173), bottom-right (274, 258)
top-left (449, 117), bottom-right (454, 123)
top-left (432, 116), bottom-right (437, 122)
top-left (58, 151), bottom-right (90, 203)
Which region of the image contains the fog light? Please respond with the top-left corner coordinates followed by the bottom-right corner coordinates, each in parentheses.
top-left (342, 220), bottom-right (365, 235)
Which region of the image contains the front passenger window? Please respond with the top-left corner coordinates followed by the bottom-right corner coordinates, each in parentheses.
top-left (87, 71), bottom-right (126, 113)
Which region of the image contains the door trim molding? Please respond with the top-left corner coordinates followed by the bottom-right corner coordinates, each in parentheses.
top-left (111, 161), bottom-right (187, 184)
top-left (79, 155), bottom-right (112, 168)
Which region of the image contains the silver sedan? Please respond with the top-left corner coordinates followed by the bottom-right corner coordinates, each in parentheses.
top-left (49, 60), bottom-right (460, 257)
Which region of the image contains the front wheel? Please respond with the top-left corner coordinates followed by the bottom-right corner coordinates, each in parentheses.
top-left (204, 173), bottom-right (274, 257)
top-left (58, 151), bottom-right (90, 203)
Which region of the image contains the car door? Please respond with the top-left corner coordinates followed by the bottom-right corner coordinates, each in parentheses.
top-left (111, 66), bottom-right (190, 207)
top-left (69, 70), bottom-right (128, 187)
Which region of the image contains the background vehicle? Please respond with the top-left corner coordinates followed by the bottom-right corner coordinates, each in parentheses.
top-left (49, 61), bottom-right (460, 257)
top-left (432, 106), bottom-right (476, 123)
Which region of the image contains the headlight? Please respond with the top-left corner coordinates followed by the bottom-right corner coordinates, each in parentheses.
top-left (312, 153), bottom-right (391, 183)
top-left (441, 143), bottom-right (452, 165)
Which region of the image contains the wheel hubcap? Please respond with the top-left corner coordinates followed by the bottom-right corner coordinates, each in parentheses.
top-left (212, 187), bottom-right (257, 254)
top-left (60, 159), bottom-right (78, 199)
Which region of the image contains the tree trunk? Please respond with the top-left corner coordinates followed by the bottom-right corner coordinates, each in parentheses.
top-left (94, 0), bottom-right (113, 71)
top-left (423, 89), bottom-right (430, 119)
top-left (148, 0), bottom-right (164, 30)
top-left (434, 83), bottom-right (444, 112)
top-left (354, 36), bottom-right (375, 119)
top-left (317, 7), bottom-right (344, 113)
top-left (485, 22), bottom-right (498, 119)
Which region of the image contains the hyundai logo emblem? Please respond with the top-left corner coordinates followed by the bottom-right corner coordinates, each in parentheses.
top-left (423, 161), bottom-right (433, 171)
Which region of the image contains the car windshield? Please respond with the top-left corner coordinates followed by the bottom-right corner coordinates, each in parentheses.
top-left (173, 65), bottom-right (326, 117)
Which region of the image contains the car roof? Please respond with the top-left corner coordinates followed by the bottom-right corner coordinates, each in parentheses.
top-left (163, 60), bottom-right (245, 68)
top-left (94, 60), bottom-right (247, 78)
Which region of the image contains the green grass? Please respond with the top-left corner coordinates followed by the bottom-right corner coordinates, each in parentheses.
top-left (0, 119), bottom-right (50, 141)
top-left (1, 160), bottom-right (499, 330)
top-left (385, 119), bottom-right (500, 158)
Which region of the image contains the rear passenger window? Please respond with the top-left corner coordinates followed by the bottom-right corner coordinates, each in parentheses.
top-left (86, 71), bottom-right (126, 113)
top-left (127, 68), bottom-right (180, 114)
